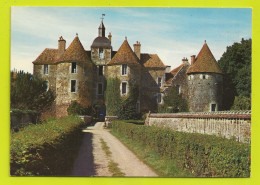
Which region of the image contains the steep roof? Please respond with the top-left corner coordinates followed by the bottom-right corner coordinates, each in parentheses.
top-left (140, 54), bottom-right (166, 68)
top-left (166, 64), bottom-right (184, 84)
top-left (107, 39), bottom-right (140, 65)
top-left (58, 36), bottom-right (91, 63)
top-left (187, 41), bottom-right (223, 74)
top-left (33, 48), bottom-right (58, 64)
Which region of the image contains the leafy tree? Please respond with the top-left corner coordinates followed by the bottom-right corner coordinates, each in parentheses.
top-left (231, 95), bottom-right (251, 110)
top-left (10, 71), bottom-right (54, 112)
top-left (159, 85), bottom-right (188, 113)
top-left (105, 78), bottom-right (121, 116)
top-left (218, 38), bottom-right (251, 109)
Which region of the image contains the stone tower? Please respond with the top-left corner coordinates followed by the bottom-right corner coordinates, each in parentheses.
top-left (186, 41), bottom-right (223, 112)
top-left (55, 35), bottom-right (94, 117)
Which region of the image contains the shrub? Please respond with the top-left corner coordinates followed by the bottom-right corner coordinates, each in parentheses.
top-left (231, 95), bottom-right (251, 110)
top-left (67, 101), bottom-right (92, 115)
top-left (10, 116), bottom-right (84, 176)
top-left (159, 85), bottom-right (188, 113)
top-left (112, 121), bottom-right (251, 177)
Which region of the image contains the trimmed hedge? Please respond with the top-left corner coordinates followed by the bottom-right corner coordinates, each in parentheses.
top-left (10, 116), bottom-right (84, 176)
top-left (112, 121), bottom-right (251, 177)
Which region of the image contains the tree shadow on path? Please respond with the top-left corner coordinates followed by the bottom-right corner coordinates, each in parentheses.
top-left (71, 131), bottom-right (96, 176)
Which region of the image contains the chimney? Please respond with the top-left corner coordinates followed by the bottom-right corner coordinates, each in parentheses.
top-left (58, 36), bottom-right (66, 58)
top-left (165, 66), bottom-right (171, 73)
top-left (133, 41), bottom-right (141, 59)
top-left (108, 32), bottom-right (112, 44)
top-left (182, 57), bottom-right (189, 65)
top-left (191, 55), bottom-right (196, 65)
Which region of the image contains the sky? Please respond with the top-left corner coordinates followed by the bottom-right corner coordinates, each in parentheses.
top-left (11, 7), bottom-right (252, 73)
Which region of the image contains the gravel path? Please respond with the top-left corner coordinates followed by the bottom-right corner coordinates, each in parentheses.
top-left (71, 122), bottom-right (158, 177)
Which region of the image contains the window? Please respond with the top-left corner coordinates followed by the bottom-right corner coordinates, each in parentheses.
top-left (211, 104), bottom-right (217, 112)
top-left (99, 48), bottom-right (104, 59)
top-left (44, 64), bottom-right (49, 74)
top-left (98, 83), bottom-right (103, 95)
top-left (176, 85), bottom-right (180, 94)
top-left (157, 93), bottom-right (162, 103)
top-left (44, 81), bottom-right (49, 91)
top-left (71, 62), bottom-right (77, 73)
top-left (122, 64), bottom-right (127, 75)
top-left (98, 66), bottom-right (103, 76)
top-left (158, 77), bottom-right (162, 87)
top-left (71, 80), bottom-right (76, 92)
top-left (122, 82), bottom-right (127, 95)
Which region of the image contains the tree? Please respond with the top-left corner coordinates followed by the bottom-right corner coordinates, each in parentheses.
top-left (231, 95), bottom-right (251, 110)
top-left (159, 85), bottom-right (188, 113)
top-left (218, 38), bottom-right (251, 110)
top-left (10, 71), bottom-right (54, 112)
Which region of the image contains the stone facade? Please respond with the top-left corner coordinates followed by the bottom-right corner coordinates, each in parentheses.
top-left (32, 18), bottom-right (224, 117)
top-left (187, 73), bottom-right (223, 112)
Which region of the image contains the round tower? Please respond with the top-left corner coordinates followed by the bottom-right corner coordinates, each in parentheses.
top-left (187, 41), bottom-right (223, 112)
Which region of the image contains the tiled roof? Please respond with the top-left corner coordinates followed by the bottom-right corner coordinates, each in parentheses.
top-left (58, 36), bottom-right (91, 63)
top-left (165, 64), bottom-right (184, 84)
top-left (107, 39), bottom-right (140, 65)
top-left (33, 48), bottom-right (58, 64)
top-left (140, 54), bottom-right (166, 68)
top-left (187, 42), bottom-right (223, 74)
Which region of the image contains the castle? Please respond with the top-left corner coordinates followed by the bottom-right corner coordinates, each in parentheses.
top-left (33, 18), bottom-right (223, 118)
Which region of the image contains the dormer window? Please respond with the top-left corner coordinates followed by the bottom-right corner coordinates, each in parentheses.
top-left (71, 62), bottom-right (77, 73)
top-left (122, 64), bottom-right (127, 76)
top-left (44, 64), bottom-right (49, 75)
top-left (99, 48), bottom-right (104, 59)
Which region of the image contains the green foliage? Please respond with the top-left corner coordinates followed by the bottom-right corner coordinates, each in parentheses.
top-left (105, 78), bottom-right (121, 116)
top-left (67, 101), bottom-right (92, 115)
top-left (159, 85), bottom-right (188, 113)
top-left (119, 83), bottom-right (139, 120)
top-left (10, 116), bottom-right (84, 176)
top-left (112, 121), bottom-right (251, 177)
top-left (231, 96), bottom-right (251, 110)
top-left (105, 78), bottom-right (139, 120)
top-left (10, 71), bottom-right (55, 112)
top-left (218, 38), bottom-right (251, 109)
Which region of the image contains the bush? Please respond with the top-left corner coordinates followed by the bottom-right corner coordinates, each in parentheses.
top-left (10, 116), bottom-right (84, 176)
top-left (159, 85), bottom-right (188, 113)
top-left (112, 121), bottom-right (251, 177)
top-left (67, 101), bottom-right (92, 115)
top-left (231, 95), bottom-right (251, 110)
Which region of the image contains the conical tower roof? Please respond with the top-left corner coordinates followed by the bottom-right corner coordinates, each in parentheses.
top-left (58, 36), bottom-right (91, 63)
top-left (187, 41), bottom-right (223, 74)
top-left (107, 39), bottom-right (140, 65)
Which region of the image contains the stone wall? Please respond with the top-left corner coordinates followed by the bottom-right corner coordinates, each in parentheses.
top-left (56, 61), bottom-right (94, 117)
top-left (11, 111), bottom-right (39, 129)
top-left (187, 73), bottom-right (223, 112)
top-left (140, 68), bottom-right (165, 112)
top-left (33, 64), bottom-right (57, 92)
top-left (146, 111), bottom-right (251, 143)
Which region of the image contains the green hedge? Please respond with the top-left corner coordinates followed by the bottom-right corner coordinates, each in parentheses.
top-left (112, 121), bottom-right (251, 177)
top-left (10, 116), bottom-right (84, 176)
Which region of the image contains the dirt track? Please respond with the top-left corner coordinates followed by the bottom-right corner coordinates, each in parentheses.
top-left (71, 122), bottom-right (158, 177)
